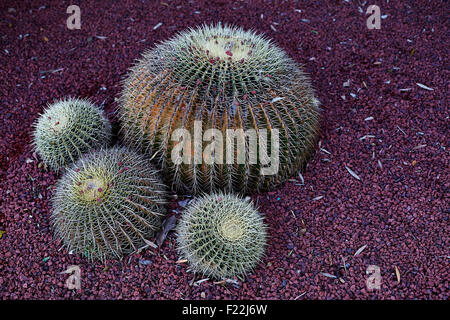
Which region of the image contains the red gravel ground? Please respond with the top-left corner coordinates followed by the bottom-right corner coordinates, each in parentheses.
top-left (0, 0), bottom-right (448, 299)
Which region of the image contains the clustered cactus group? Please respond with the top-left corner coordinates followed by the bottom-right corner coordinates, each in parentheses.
top-left (32, 24), bottom-right (320, 280)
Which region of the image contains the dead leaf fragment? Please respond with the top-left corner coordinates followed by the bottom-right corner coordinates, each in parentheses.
top-left (416, 83), bottom-right (433, 91)
top-left (320, 272), bottom-right (337, 279)
top-left (176, 259), bottom-right (188, 264)
top-left (378, 160), bottom-right (383, 169)
top-left (345, 166), bottom-right (361, 181)
top-left (412, 144), bottom-right (427, 151)
top-left (195, 278), bottom-right (209, 286)
top-left (298, 172), bottom-right (304, 185)
top-left (354, 244), bottom-right (367, 256)
top-left (153, 22), bottom-right (163, 30)
top-left (312, 195), bottom-right (324, 201)
top-left (395, 266), bottom-right (401, 283)
top-left (156, 215), bottom-right (177, 246)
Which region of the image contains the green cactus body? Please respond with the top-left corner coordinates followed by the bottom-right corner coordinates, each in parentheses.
top-left (120, 24), bottom-right (320, 194)
top-left (33, 97), bottom-right (112, 170)
top-left (176, 193), bottom-right (267, 279)
top-left (51, 147), bottom-right (167, 262)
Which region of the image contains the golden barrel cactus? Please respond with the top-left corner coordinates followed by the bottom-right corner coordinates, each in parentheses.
top-left (52, 147), bottom-right (167, 261)
top-left (33, 97), bottom-right (112, 171)
top-left (176, 193), bottom-right (267, 280)
top-left (120, 24), bottom-right (320, 194)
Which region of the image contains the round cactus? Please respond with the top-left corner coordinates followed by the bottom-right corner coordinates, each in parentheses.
top-left (120, 24), bottom-right (320, 194)
top-left (51, 147), bottom-right (167, 262)
top-left (33, 97), bottom-right (112, 170)
top-left (176, 193), bottom-right (267, 279)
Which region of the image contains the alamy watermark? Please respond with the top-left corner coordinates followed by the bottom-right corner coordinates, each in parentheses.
top-left (171, 121), bottom-right (280, 175)
top-left (66, 5), bottom-right (81, 30)
top-left (61, 265), bottom-right (81, 290)
top-left (366, 5), bottom-right (381, 29)
top-left (366, 265), bottom-right (382, 290)
top-left (67, 4), bottom-right (381, 31)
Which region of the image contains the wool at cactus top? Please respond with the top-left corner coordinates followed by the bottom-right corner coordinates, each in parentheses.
top-left (120, 24), bottom-right (320, 194)
top-left (51, 147), bottom-right (167, 262)
top-left (33, 97), bottom-right (112, 170)
top-left (176, 193), bottom-right (267, 280)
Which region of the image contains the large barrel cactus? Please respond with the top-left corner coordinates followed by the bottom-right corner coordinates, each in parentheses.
top-left (51, 147), bottom-right (167, 261)
top-left (120, 24), bottom-right (320, 194)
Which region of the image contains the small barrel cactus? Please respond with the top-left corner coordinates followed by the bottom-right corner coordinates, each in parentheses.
top-left (120, 24), bottom-right (320, 194)
top-left (33, 97), bottom-right (112, 170)
top-left (51, 147), bottom-right (167, 262)
top-left (176, 193), bottom-right (267, 279)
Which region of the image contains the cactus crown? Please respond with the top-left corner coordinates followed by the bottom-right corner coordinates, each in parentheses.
top-left (128, 23), bottom-right (298, 109)
top-left (33, 97), bottom-right (112, 170)
top-left (52, 147), bottom-right (167, 262)
top-left (176, 193), bottom-right (267, 279)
